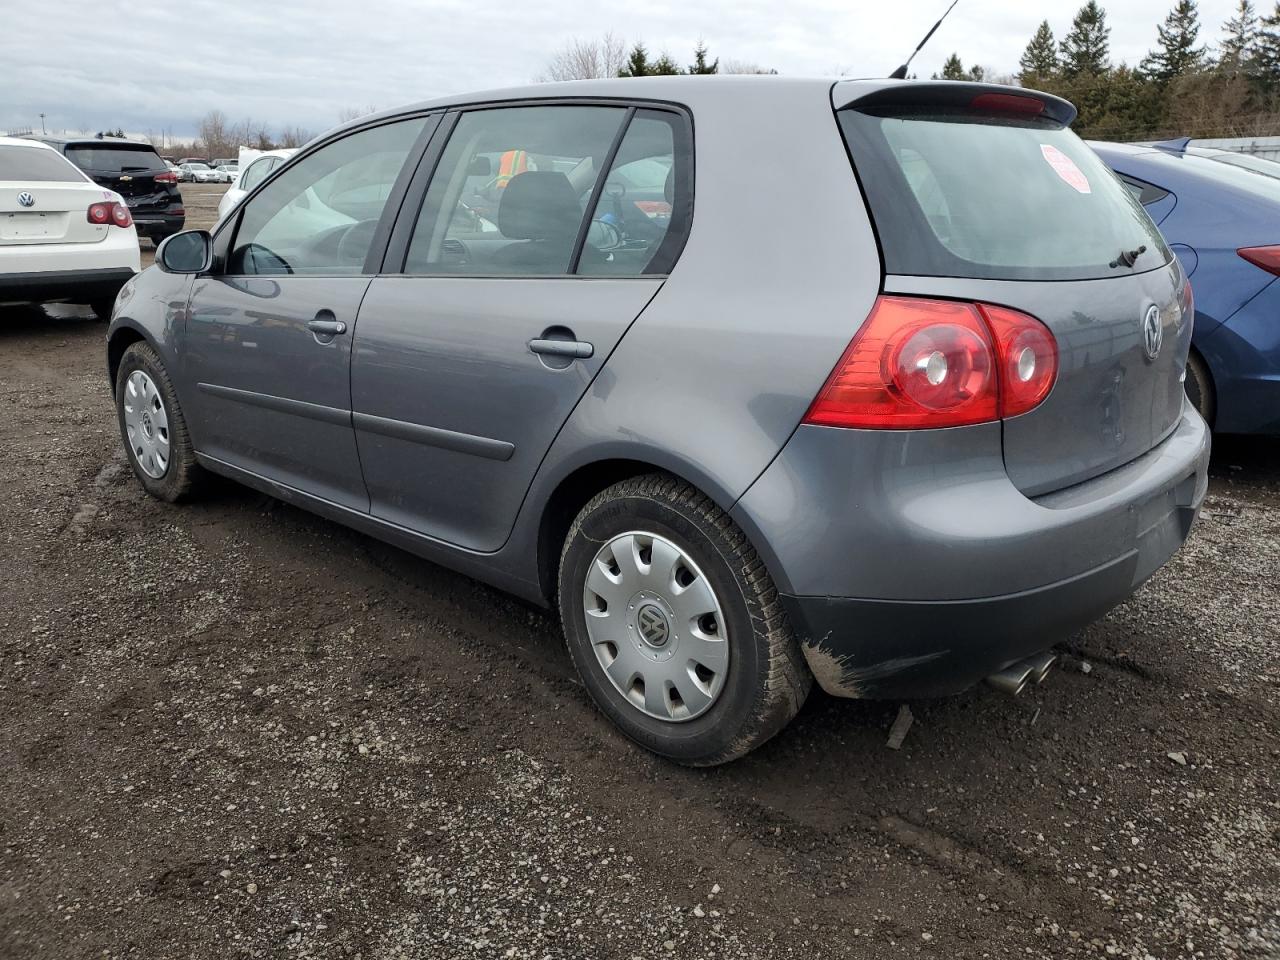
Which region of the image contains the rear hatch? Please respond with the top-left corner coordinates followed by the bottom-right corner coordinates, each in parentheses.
top-left (836, 83), bottom-right (1189, 495)
top-left (63, 142), bottom-right (176, 215)
top-left (0, 142), bottom-right (108, 246)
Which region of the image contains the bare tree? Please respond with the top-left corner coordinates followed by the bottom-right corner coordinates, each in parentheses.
top-left (537, 33), bottom-right (628, 81)
top-left (721, 59), bottom-right (778, 75)
top-left (277, 125), bottom-right (315, 149)
top-left (337, 105), bottom-right (378, 123)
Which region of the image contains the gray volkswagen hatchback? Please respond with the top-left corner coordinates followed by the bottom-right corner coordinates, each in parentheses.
top-left (106, 77), bottom-right (1210, 765)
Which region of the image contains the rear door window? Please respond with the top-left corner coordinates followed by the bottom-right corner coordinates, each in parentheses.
top-left (840, 107), bottom-right (1171, 281)
top-left (0, 145), bottom-right (85, 182)
top-left (64, 145), bottom-right (167, 174)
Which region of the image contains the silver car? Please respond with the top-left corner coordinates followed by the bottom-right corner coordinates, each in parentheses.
top-left (104, 77), bottom-right (1210, 765)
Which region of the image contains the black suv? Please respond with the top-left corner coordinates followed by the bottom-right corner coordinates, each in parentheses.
top-left (30, 137), bottom-right (185, 245)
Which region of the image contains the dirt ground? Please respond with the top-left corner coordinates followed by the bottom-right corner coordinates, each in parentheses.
top-left (1, 183), bottom-right (1277, 959)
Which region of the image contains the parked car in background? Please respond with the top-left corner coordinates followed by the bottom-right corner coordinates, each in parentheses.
top-left (0, 136), bottom-right (140, 317)
top-left (29, 136), bottom-right (184, 246)
top-left (1094, 140), bottom-right (1280, 434)
top-left (1142, 138), bottom-right (1280, 181)
top-left (211, 158), bottom-right (236, 170)
top-left (215, 147), bottom-right (295, 220)
top-left (108, 79), bottom-right (1208, 764)
top-left (179, 162), bottom-right (220, 184)
top-left (176, 157), bottom-right (209, 167)
top-left (215, 162), bottom-right (239, 184)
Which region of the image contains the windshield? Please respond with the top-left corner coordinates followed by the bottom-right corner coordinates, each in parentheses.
top-left (187, 163), bottom-right (212, 171)
top-left (65, 145), bottom-right (166, 174)
top-left (840, 108), bottom-right (1171, 281)
top-left (0, 144), bottom-right (84, 182)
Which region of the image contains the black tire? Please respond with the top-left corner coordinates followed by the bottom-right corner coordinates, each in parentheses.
top-left (115, 341), bottom-right (202, 502)
top-left (1184, 350), bottom-right (1215, 428)
top-left (558, 474), bottom-right (812, 766)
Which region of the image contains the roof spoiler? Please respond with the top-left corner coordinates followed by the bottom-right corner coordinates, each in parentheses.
top-left (834, 81), bottom-right (1077, 128)
top-left (1150, 136), bottom-right (1192, 155)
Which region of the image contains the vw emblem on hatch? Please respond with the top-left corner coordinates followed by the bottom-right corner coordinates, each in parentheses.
top-left (16, 192), bottom-right (35, 208)
top-left (1141, 304), bottom-right (1163, 361)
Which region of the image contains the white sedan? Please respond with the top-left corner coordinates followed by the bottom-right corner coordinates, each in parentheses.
top-left (179, 162), bottom-right (221, 183)
top-left (216, 148), bottom-right (296, 221)
top-left (0, 136), bottom-right (140, 318)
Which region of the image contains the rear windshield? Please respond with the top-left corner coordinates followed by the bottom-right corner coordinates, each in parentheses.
top-left (840, 107), bottom-right (1171, 282)
top-left (0, 144), bottom-right (84, 182)
top-left (65, 144), bottom-right (167, 174)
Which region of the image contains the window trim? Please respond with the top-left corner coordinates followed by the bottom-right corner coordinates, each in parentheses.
top-left (210, 112), bottom-right (441, 279)
top-left (381, 97), bottom-right (696, 281)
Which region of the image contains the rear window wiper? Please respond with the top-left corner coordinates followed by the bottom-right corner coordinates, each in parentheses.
top-left (1110, 245), bottom-right (1148, 269)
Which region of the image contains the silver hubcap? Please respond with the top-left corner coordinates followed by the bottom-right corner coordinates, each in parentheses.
top-left (122, 370), bottom-right (170, 479)
top-left (583, 531), bottom-right (729, 722)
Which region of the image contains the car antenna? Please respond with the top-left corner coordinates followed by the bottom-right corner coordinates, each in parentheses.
top-left (889, 0), bottom-right (961, 79)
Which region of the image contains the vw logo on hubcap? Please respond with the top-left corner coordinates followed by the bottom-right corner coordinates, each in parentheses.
top-left (16, 192), bottom-right (35, 208)
top-left (1142, 304), bottom-right (1163, 361)
top-left (636, 603), bottom-right (671, 648)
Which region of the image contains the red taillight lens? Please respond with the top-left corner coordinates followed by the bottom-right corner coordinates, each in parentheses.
top-left (1237, 245), bottom-right (1280, 277)
top-left (977, 304), bottom-right (1058, 418)
top-left (154, 171), bottom-right (178, 184)
top-left (970, 93), bottom-right (1045, 117)
top-left (87, 202), bottom-right (132, 228)
top-left (803, 296), bottom-right (1058, 429)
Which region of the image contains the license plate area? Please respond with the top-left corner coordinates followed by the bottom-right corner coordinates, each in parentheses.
top-left (2, 212), bottom-right (55, 240)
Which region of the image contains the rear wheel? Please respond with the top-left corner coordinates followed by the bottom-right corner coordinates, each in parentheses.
top-left (1184, 350), bottom-right (1215, 427)
top-left (115, 341), bottom-right (202, 501)
top-left (558, 474), bottom-right (811, 766)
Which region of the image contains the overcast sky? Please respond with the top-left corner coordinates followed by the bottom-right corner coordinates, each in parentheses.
top-left (3, 0), bottom-right (1248, 141)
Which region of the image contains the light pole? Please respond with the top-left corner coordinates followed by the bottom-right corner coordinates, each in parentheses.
top-left (39, 113), bottom-right (46, 134)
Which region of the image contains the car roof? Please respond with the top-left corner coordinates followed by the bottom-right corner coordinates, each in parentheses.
top-left (27, 135), bottom-right (158, 150)
top-left (0, 135), bottom-right (58, 150)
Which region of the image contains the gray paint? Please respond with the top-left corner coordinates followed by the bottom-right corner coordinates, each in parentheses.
top-left (106, 75), bottom-right (1212, 701)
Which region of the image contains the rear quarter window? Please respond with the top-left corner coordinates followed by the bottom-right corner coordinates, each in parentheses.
top-left (840, 107), bottom-right (1171, 282)
top-left (0, 145), bottom-right (86, 182)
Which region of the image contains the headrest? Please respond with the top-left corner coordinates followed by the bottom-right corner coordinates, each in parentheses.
top-left (498, 171), bottom-right (582, 241)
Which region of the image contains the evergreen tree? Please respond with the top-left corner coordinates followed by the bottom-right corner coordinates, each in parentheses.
top-left (1257, 2), bottom-right (1280, 91)
top-left (937, 53), bottom-right (967, 79)
top-left (650, 53), bottom-right (682, 75)
top-left (1221, 0), bottom-right (1259, 65)
top-left (968, 64), bottom-right (986, 81)
top-left (618, 44), bottom-right (652, 77)
top-left (688, 42), bottom-right (719, 75)
top-left (1061, 2), bottom-right (1112, 78)
top-left (1019, 21), bottom-right (1060, 81)
top-left (1142, 0), bottom-right (1209, 84)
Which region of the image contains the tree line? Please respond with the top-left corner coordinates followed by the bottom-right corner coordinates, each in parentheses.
top-left (538, 35), bottom-right (774, 81)
top-left (943, 0), bottom-right (1280, 140)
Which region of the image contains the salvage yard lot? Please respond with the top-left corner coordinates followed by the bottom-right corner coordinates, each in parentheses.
top-left (0, 183), bottom-right (1277, 959)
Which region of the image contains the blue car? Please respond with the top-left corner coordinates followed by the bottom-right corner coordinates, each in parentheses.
top-left (1092, 140), bottom-right (1280, 434)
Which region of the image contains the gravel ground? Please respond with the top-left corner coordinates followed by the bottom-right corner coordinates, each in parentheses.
top-left (1, 184), bottom-right (1277, 958)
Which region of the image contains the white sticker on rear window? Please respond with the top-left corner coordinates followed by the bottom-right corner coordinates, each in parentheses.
top-left (1040, 144), bottom-right (1091, 194)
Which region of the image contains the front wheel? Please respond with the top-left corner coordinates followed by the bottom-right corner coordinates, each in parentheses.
top-left (558, 474), bottom-right (812, 766)
top-left (115, 341), bottom-right (202, 501)
top-left (1184, 350), bottom-right (1216, 428)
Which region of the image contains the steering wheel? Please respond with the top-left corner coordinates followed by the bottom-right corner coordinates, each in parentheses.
top-left (242, 242), bottom-right (293, 275)
top-left (336, 219), bottom-right (380, 266)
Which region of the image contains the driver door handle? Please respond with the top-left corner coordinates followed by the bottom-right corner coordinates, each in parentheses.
top-left (307, 318), bottom-right (347, 336)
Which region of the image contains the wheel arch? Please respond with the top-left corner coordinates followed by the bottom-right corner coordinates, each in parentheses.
top-left (532, 451), bottom-right (748, 606)
top-left (106, 321), bottom-right (153, 396)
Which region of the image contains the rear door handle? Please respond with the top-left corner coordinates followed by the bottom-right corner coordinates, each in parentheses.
top-left (307, 318), bottom-right (347, 336)
top-left (529, 338), bottom-right (593, 359)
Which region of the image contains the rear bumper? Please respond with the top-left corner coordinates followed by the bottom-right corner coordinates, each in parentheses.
top-left (129, 212), bottom-right (185, 240)
top-left (0, 267), bottom-right (137, 305)
top-left (733, 403), bottom-right (1210, 699)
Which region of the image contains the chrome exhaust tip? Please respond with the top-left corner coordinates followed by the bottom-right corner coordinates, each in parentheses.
top-left (987, 661), bottom-right (1035, 696)
top-left (987, 651), bottom-right (1058, 696)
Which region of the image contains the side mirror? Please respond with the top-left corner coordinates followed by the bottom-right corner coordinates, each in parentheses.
top-left (156, 230), bottom-right (213, 274)
top-left (586, 218), bottom-right (623, 252)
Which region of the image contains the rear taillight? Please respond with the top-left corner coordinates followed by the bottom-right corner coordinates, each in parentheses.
top-left (154, 171), bottom-right (178, 184)
top-left (169, 206), bottom-right (185, 215)
top-left (970, 93), bottom-right (1045, 117)
top-left (803, 296), bottom-right (1058, 429)
top-left (87, 201), bottom-right (133, 228)
top-left (1237, 245), bottom-right (1280, 277)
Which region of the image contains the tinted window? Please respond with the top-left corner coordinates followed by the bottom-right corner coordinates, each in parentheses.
top-left (240, 157), bottom-right (276, 192)
top-left (840, 108), bottom-right (1170, 281)
top-left (1206, 151), bottom-right (1280, 180)
top-left (65, 145), bottom-right (166, 174)
top-left (579, 109), bottom-right (692, 276)
top-left (405, 105), bottom-right (627, 276)
top-left (230, 118), bottom-right (426, 276)
top-left (0, 144), bottom-right (84, 182)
